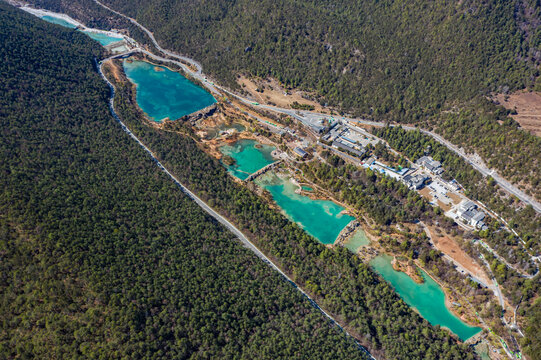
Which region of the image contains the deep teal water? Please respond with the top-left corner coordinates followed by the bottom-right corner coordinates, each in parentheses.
top-left (41, 16), bottom-right (123, 45)
top-left (370, 254), bottom-right (482, 341)
top-left (123, 60), bottom-right (216, 122)
top-left (256, 172), bottom-right (354, 245)
top-left (219, 139), bottom-right (276, 180)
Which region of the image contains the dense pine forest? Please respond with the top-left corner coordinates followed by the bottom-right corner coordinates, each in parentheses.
top-left (0, 5), bottom-right (373, 359)
top-left (38, 0), bottom-right (541, 201)
top-left (4, 0), bottom-right (540, 358)
top-left (100, 54), bottom-right (478, 358)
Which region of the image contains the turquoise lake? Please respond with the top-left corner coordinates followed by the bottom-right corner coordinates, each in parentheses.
top-left (41, 15), bottom-right (77, 29)
top-left (344, 229), bottom-right (370, 252)
top-left (41, 16), bottom-right (123, 46)
top-left (219, 139), bottom-right (276, 180)
top-left (42, 9), bottom-right (481, 344)
top-left (370, 254), bottom-right (482, 341)
top-left (256, 172), bottom-right (354, 245)
top-left (83, 31), bottom-right (123, 46)
top-left (123, 60), bottom-right (216, 122)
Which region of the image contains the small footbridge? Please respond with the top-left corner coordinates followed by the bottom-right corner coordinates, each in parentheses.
top-left (245, 160), bottom-right (282, 182)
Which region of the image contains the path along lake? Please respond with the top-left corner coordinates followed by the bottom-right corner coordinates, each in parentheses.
top-left (219, 140), bottom-right (359, 245)
top-left (219, 139), bottom-right (276, 180)
top-left (256, 172), bottom-right (354, 245)
top-left (344, 229), bottom-right (370, 252)
top-left (123, 60), bottom-right (216, 122)
top-left (41, 15), bottom-right (123, 46)
top-left (370, 254), bottom-right (482, 341)
top-left (42, 6), bottom-right (481, 345)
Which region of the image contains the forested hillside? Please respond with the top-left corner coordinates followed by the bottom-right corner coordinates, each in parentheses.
top-left (97, 0), bottom-right (539, 116)
top-left (30, 0), bottom-right (541, 200)
top-left (96, 53), bottom-right (479, 358)
top-left (0, 5), bottom-right (370, 358)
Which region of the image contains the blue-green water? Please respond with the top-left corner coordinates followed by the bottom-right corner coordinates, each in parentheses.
top-left (41, 15), bottom-right (77, 29)
top-left (301, 186), bottom-right (313, 192)
top-left (123, 60), bottom-right (216, 122)
top-left (370, 254), bottom-right (482, 341)
top-left (344, 229), bottom-right (370, 252)
top-left (41, 16), bottom-right (123, 46)
top-left (82, 31), bottom-right (123, 46)
top-left (220, 139), bottom-right (276, 180)
top-left (256, 172), bottom-right (354, 245)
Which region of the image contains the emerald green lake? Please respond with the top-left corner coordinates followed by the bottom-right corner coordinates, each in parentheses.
top-left (220, 139), bottom-right (276, 180)
top-left (370, 254), bottom-right (482, 341)
top-left (344, 229), bottom-right (370, 252)
top-left (41, 16), bottom-right (123, 46)
top-left (123, 60), bottom-right (216, 122)
top-left (256, 172), bottom-right (354, 244)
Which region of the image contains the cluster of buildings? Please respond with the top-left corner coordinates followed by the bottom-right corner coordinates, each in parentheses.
top-left (416, 156), bottom-right (444, 175)
top-left (403, 173), bottom-right (429, 190)
top-left (362, 157), bottom-right (410, 180)
top-left (456, 200), bottom-right (487, 229)
top-left (332, 137), bottom-right (366, 157)
top-left (322, 122), bottom-right (378, 159)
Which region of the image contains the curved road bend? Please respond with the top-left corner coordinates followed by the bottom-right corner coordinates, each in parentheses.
top-left (94, 0), bottom-right (541, 214)
top-left (96, 58), bottom-right (376, 360)
top-left (94, 0), bottom-right (202, 74)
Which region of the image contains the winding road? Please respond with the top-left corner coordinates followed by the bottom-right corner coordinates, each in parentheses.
top-left (96, 56), bottom-right (375, 360)
top-left (93, 0), bottom-right (541, 215)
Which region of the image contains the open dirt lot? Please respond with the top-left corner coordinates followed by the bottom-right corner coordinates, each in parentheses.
top-left (238, 75), bottom-right (323, 111)
top-left (494, 91), bottom-right (541, 137)
top-left (428, 226), bottom-right (491, 285)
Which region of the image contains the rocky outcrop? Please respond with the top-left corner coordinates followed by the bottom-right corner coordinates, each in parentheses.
top-left (183, 103), bottom-right (217, 123)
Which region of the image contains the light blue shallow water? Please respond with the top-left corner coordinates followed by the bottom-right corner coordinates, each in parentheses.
top-left (219, 139), bottom-right (276, 180)
top-left (82, 31), bottom-right (123, 46)
top-left (123, 60), bottom-right (216, 122)
top-left (344, 229), bottom-right (370, 252)
top-left (370, 254), bottom-right (482, 341)
top-left (41, 15), bottom-right (77, 29)
top-left (41, 16), bottom-right (123, 46)
top-left (256, 172), bottom-right (354, 245)
top-left (42, 10), bottom-right (481, 344)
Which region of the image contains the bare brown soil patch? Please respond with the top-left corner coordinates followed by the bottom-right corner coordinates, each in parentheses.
top-left (418, 187), bottom-right (431, 199)
top-left (238, 75), bottom-right (323, 111)
top-left (494, 91), bottom-right (541, 137)
top-left (428, 226), bottom-right (491, 285)
top-left (104, 59), bottom-right (122, 83)
top-left (447, 192), bottom-right (463, 206)
top-left (437, 200), bottom-right (451, 212)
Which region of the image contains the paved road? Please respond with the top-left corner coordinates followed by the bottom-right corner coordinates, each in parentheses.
top-left (477, 240), bottom-right (538, 279)
top-left (94, 0), bottom-right (202, 74)
top-left (95, 0), bottom-right (541, 214)
top-left (95, 0), bottom-right (541, 215)
top-left (96, 56), bottom-right (375, 360)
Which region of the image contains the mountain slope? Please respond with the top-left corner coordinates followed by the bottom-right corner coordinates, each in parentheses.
top-left (0, 4), bottom-right (369, 358)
